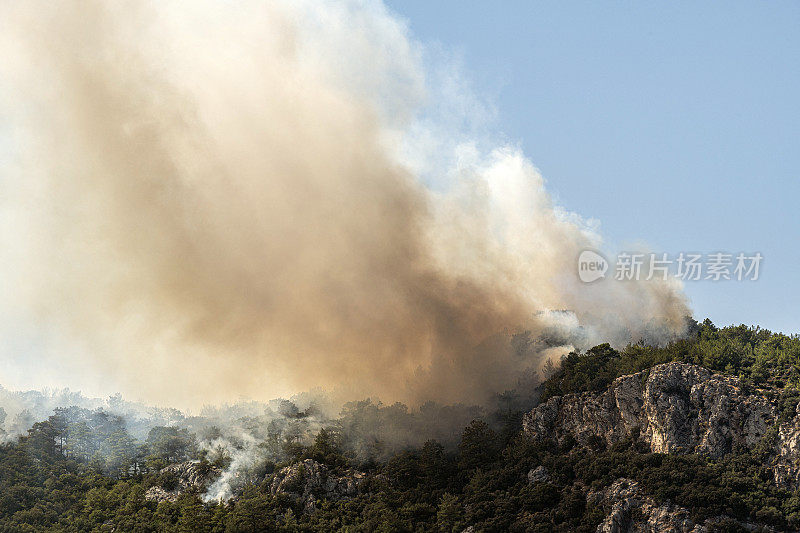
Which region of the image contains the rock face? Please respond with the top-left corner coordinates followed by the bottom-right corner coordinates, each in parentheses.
top-left (524, 362), bottom-right (776, 458)
top-left (269, 459), bottom-right (365, 512)
top-left (527, 465), bottom-right (549, 484)
top-left (588, 478), bottom-right (770, 533)
top-left (773, 412), bottom-right (800, 487)
top-left (588, 478), bottom-right (697, 533)
top-left (145, 461), bottom-right (222, 503)
top-left (523, 361), bottom-right (800, 493)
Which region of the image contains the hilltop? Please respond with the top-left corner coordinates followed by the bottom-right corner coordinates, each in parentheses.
top-left (2, 320), bottom-right (800, 531)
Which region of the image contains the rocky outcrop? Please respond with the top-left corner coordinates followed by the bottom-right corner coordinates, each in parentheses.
top-left (588, 478), bottom-right (771, 533)
top-left (523, 361), bottom-right (800, 492)
top-left (145, 461), bottom-right (222, 503)
top-left (773, 413), bottom-right (800, 487)
top-left (269, 459), bottom-right (365, 512)
top-left (588, 478), bottom-right (697, 533)
top-left (527, 465), bottom-right (549, 484)
top-left (524, 362), bottom-right (776, 458)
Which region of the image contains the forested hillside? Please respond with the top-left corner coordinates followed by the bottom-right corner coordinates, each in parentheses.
top-left (2, 320), bottom-right (800, 532)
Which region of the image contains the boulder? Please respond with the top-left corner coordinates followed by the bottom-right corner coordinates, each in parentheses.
top-left (527, 465), bottom-right (549, 484)
top-left (145, 461), bottom-right (221, 503)
top-left (269, 459), bottom-right (365, 511)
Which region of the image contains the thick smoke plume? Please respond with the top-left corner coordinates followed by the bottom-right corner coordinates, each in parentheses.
top-left (0, 1), bottom-right (688, 409)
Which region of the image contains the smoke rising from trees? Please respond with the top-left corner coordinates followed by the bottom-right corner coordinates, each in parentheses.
top-left (0, 1), bottom-right (688, 409)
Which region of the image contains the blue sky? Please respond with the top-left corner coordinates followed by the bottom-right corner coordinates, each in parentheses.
top-left (387, 1), bottom-right (800, 334)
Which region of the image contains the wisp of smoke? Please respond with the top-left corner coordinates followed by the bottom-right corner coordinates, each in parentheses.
top-left (0, 0), bottom-right (689, 409)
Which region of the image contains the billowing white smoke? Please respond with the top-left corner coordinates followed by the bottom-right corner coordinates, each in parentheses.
top-left (0, 0), bottom-right (688, 409)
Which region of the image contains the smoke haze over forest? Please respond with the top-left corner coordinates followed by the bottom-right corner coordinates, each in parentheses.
top-left (0, 1), bottom-right (688, 411)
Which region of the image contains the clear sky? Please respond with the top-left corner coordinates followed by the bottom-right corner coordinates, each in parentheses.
top-left (387, 1), bottom-right (800, 334)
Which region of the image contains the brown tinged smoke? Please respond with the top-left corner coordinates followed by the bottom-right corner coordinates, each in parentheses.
top-left (0, 1), bottom-right (689, 409)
